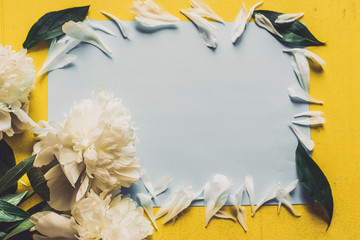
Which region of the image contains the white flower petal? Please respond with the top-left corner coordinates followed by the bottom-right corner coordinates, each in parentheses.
top-left (254, 13), bottom-right (283, 38)
top-left (0, 110), bottom-right (11, 131)
top-left (214, 211), bottom-right (236, 221)
top-left (101, 11), bottom-right (133, 39)
top-left (229, 184), bottom-right (246, 231)
top-left (246, 1), bottom-right (264, 22)
top-left (86, 16), bottom-right (117, 36)
top-left (62, 21), bottom-right (112, 56)
top-left (180, 9), bottom-right (218, 48)
top-left (76, 174), bottom-right (90, 201)
top-left (45, 164), bottom-right (77, 211)
top-left (137, 193), bottom-right (158, 230)
top-left (275, 12), bottom-right (304, 24)
top-left (254, 184), bottom-right (278, 214)
top-left (204, 174), bottom-right (232, 227)
top-left (288, 86), bottom-right (323, 104)
top-left (189, 0), bottom-right (224, 23)
top-left (153, 175), bottom-right (172, 196)
top-left (292, 116), bottom-right (325, 126)
top-left (289, 123), bottom-right (314, 152)
top-left (294, 111), bottom-right (324, 118)
top-left (37, 36), bottom-right (80, 76)
top-left (276, 181), bottom-right (300, 216)
top-left (140, 169), bottom-right (156, 198)
top-left (245, 175), bottom-right (255, 216)
top-left (231, 3), bottom-right (247, 43)
top-left (12, 106), bottom-right (38, 128)
top-left (130, 0), bottom-right (179, 27)
top-left (284, 48), bottom-right (326, 67)
top-left (30, 211), bottom-right (77, 239)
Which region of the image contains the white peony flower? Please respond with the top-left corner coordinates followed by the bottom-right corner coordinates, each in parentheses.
top-left (0, 45), bottom-right (37, 139)
top-left (33, 87), bottom-right (141, 211)
top-left (31, 191), bottom-right (153, 240)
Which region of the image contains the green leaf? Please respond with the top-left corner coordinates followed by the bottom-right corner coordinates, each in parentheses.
top-left (27, 168), bottom-right (50, 201)
top-left (0, 140), bottom-right (17, 195)
top-left (296, 143), bottom-right (334, 227)
top-left (0, 200), bottom-right (30, 222)
top-left (0, 232), bottom-right (7, 238)
top-left (0, 155), bottom-right (35, 196)
top-left (3, 219), bottom-right (34, 240)
top-left (254, 10), bottom-right (325, 47)
top-left (23, 5), bottom-right (90, 49)
top-left (0, 192), bottom-right (27, 206)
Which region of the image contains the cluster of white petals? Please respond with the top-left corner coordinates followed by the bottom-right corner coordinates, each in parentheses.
top-left (0, 45), bottom-right (37, 139)
top-left (31, 191), bottom-right (153, 240)
top-left (33, 87), bottom-right (140, 211)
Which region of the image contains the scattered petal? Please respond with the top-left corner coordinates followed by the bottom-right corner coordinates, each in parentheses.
top-left (292, 116), bottom-right (325, 126)
top-left (284, 48), bottom-right (326, 68)
top-left (254, 13), bottom-right (283, 38)
top-left (188, 0), bottom-right (224, 23)
top-left (245, 175), bottom-right (255, 216)
top-left (141, 169), bottom-right (172, 198)
top-left (214, 211), bottom-right (236, 221)
top-left (141, 169), bottom-right (157, 198)
top-left (246, 1), bottom-right (264, 22)
top-left (204, 174), bottom-right (232, 227)
top-left (294, 111), bottom-right (324, 118)
top-left (180, 9), bottom-right (218, 48)
top-left (289, 123), bottom-right (314, 152)
top-left (86, 16), bottom-right (117, 36)
top-left (101, 11), bottom-right (133, 39)
top-left (62, 21), bottom-right (112, 56)
top-left (138, 193), bottom-right (158, 230)
top-left (276, 180), bottom-right (300, 216)
top-left (232, 1), bottom-right (263, 43)
top-left (230, 184), bottom-right (247, 231)
top-left (254, 184), bottom-right (278, 214)
top-left (288, 86), bottom-right (323, 104)
top-left (130, 0), bottom-right (179, 27)
top-left (231, 3), bottom-right (247, 43)
top-left (155, 185), bottom-right (198, 224)
top-left (275, 12), bottom-right (304, 24)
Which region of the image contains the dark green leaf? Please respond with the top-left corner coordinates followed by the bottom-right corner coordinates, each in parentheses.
top-left (0, 200), bottom-right (29, 222)
top-left (254, 10), bottom-right (325, 47)
top-left (0, 140), bottom-right (17, 195)
top-left (0, 192), bottom-right (27, 206)
top-left (0, 232), bottom-right (6, 238)
top-left (3, 219), bottom-right (34, 240)
top-left (26, 201), bottom-right (51, 215)
top-left (27, 168), bottom-right (50, 201)
top-left (0, 155), bottom-right (35, 196)
top-left (23, 6), bottom-right (90, 49)
top-left (296, 143), bottom-right (333, 227)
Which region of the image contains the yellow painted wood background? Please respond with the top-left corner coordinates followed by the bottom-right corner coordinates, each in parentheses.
top-left (1, 0), bottom-right (359, 239)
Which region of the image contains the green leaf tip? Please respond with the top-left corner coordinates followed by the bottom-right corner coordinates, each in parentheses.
top-left (295, 143), bottom-right (333, 228)
top-left (254, 10), bottom-right (325, 47)
top-left (23, 5), bottom-right (90, 49)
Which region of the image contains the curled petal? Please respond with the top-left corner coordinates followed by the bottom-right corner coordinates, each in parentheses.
top-left (292, 116), bottom-right (325, 126)
top-left (275, 12), bottom-right (304, 24)
top-left (246, 1), bottom-right (264, 22)
top-left (276, 180), bottom-right (300, 217)
top-left (138, 193), bottom-right (158, 230)
top-left (141, 169), bottom-right (172, 198)
top-left (180, 9), bottom-right (218, 48)
top-left (288, 86), bottom-right (323, 104)
top-left (130, 0), bottom-right (179, 27)
top-left (289, 123), bottom-right (314, 152)
top-left (86, 16), bottom-right (117, 36)
top-left (101, 11), bottom-right (133, 39)
top-left (294, 111), bottom-right (324, 118)
top-left (254, 184), bottom-right (278, 214)
top-left (62, 21), bottom-right (112, 56)
top-left (189, 0), bottom-right (224, 23)
top-left (254, 13), bottom-right (283, 38)
top-left (284, 48), bottom-right (326, 68)
top-left (245, 175), bottom-right (255, 216)
top-left (204, 174), bottom-right (232, 227)
top-left (230, 184), bottom-right (246, 231)
top-left (214, 211), bottom-right (236, 221)
top-left (231, 3), bottom-right (247, 43)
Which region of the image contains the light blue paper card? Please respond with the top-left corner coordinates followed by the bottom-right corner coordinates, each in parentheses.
top-left (48, 21), bottom-right (311, 206)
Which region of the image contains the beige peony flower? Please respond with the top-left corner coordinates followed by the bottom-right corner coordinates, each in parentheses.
top-left (31, 191), bottom-right (153, 240)
top-left (0, 45), bottom-right (37, 139)
top-left (33, 87), bottom-right (141, 211)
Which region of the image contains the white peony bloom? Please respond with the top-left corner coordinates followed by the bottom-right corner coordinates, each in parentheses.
top-left (31, 191), bottom-right (153, 240)
top-left (33, 87), bottom-right (141, 211)
top-left (0, 45), bottom-right (37, 139)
